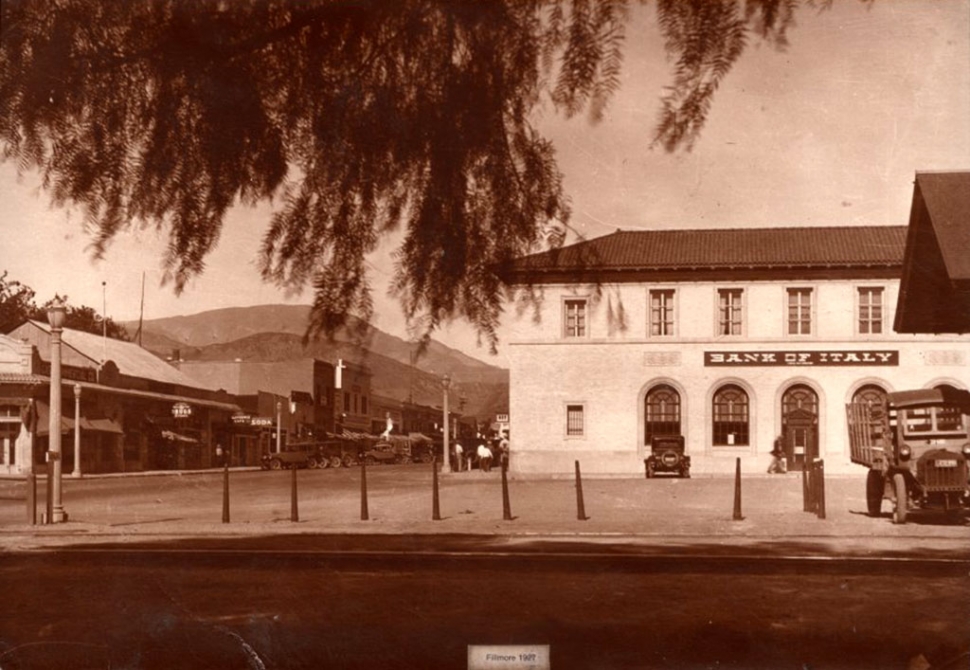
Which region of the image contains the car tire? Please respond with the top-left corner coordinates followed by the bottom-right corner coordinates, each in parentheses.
top-left (307, 457), bottom-right (318, 469)
top-left (646, 462), bottom-right (655, 479)
top-left (330, 455), bottom-right (343, 469)
top-left (865, 469), bottom-right (884, 517)
top-left (269, 458), bottom-right (282, 471)
top-left (342, 454), bottom-right (357, 468)
top-left (892, 472), bottom-right (907, 525)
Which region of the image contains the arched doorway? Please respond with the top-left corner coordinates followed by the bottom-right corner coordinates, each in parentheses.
top-left (644, 384), bottom-right (681, 445)
top-left (781, 384), bottom-right (818, 471)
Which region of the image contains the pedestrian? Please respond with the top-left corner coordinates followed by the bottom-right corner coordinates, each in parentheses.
top-left (498, 432), bottom-right (510, 469)
top-left (768, 437), bottom-right (787, 474)
top-left (477, 442), bottom-right (493, 472)
top-left (215, 443), bottom-right (225, 468)
top-left (454, 442), bottom-right (464, 471)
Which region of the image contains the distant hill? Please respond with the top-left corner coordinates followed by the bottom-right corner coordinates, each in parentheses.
top-left (123, 305), bottom-right (508, 419)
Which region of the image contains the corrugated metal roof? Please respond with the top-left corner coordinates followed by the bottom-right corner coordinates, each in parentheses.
top-left (30, 321), bottom-right (198, 387)
top-left (507, 225), bottom-right (907, 275)
top-left (915, 171), bottom-right (970, 281)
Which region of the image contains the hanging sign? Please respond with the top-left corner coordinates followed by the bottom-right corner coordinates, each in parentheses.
top-left (172, 402), bottom-right (193, 418)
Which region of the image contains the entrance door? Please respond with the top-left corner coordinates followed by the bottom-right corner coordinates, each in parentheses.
top-left (785, 410), bottom-right (816, 472)
top-left (782, 384), bottom-right (819, 472)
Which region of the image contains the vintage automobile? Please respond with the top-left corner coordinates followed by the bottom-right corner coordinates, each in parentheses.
top-left (261, 449), bottom-right (310, 471)
top-left (361, 441), bottom-right (406, 465)
top-left (846, 387), bottom-right (970, 524)
top-left (644, 435), bottom-right (691, 478)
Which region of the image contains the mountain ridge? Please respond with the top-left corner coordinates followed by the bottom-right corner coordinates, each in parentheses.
top-left (123, 305), bottom-right (508, 419)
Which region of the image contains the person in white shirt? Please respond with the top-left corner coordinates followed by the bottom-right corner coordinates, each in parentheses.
top-left (477, 443), bottom-right (493, 472)
top-left (454, 442), bottom-right (464, 471)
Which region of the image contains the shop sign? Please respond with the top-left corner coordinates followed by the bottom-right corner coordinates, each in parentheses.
top-left (172, 401), bottom-right (193, 418)
top-left (231, 413), bottom-right (251, 425)
top-left (705, 350), bottom-right (899, 367)
top-left (250, 416), bottom-right (273, 427)
top-left (495, 414), bottom-right (509, 423)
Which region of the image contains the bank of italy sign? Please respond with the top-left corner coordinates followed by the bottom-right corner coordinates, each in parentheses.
top-left (704, 350), bottom-right (899, 367)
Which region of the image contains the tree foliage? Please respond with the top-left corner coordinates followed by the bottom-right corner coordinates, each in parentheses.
top-left (0, 271), bottom-right (130, 340)
top-left (1, 0), bottom-right (803, 352)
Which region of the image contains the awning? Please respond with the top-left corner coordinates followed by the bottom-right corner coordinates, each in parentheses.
top-left (33, 402), bottom-right (74, 436)
top-left (161, 430), bottom-right (198, 444)
top-left (408, 432), bottom-right (433, 443)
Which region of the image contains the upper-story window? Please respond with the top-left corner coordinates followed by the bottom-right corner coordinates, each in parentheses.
top-left (717, 289), bottom-right (743, 336)
top-left (649, 289), bottom-right (675, 336)
top-left (858, 287), bottom-right (884, 334)
top-left (564, 298), bottom-right (588, 338)
top-left (787, 288), bottom-right (813, 335)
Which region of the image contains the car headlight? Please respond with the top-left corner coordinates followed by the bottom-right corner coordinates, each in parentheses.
top-left (899, 446), bottom-right (912, 461)
top-left (961, 443), bottom-right (970, 457)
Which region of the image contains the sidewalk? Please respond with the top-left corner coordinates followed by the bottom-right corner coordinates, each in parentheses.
top-left (1, 468), bottom-right (968, 555)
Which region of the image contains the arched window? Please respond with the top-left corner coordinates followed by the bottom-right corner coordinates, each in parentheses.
top-left (852, 384), bottom-right (886, 409)
top-left (645, 385), bottom-right (681, 443)
top-left (712, 385), bottom-right (749, 446)
top-left (782, 385), bottom-right (818, 417)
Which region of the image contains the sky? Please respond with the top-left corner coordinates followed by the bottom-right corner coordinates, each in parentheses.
top-left (1, 0), bottom-right (968, 367)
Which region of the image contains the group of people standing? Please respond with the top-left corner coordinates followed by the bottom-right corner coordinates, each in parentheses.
top-left (453, 433), bottom-right (509, 472)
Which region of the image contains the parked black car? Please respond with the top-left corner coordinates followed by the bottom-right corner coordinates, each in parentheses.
top-left (645, 435), bottom-right (690, 478)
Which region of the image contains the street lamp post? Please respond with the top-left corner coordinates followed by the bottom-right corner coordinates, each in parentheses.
top-left (72, 383), bottom-right (82, 478)
top-left (47, 298), bottom-right (67, 522)
top-left (276, 400), bottom-right (282, 453)
top-left (442, 374), bottom-right (451, 474)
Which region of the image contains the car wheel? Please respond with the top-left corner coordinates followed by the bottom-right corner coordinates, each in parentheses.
top-left (892, 472), bottom-right (907, 524)
top-left (646, 463), bottom-right (655, 479)
top-left (330, 455), bottom-right (343, 469)
top-left (681, 467), bottom-right (690, 479)
top-left (307, 457), bottom-right (318, 469)
top-left (269, 458), bottom-right (283, 471)
top-left (342, 454), bottom-right (357, 468)
top-left (317, 457), bottom-right (329, 469)
top-left (865, 469), bottom-right (884, 517)
top-left (365, 455), bottom-right (378, 466)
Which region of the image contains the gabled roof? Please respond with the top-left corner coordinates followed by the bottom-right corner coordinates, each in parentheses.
top-left (505, 226), bottom-right (906, 281)
top-left (28, 320), bottom-right (198, 387)
top-left (913, 171), bottom-right (970, 283)
top-left (894, 171), bottom-right (970, 334)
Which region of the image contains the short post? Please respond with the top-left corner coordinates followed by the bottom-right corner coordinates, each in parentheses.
top-left (45, 457), bottom-right (53, 524)
top-left (27, 470), bottom-right (36, 525)
top-left (290, 465), bottom-right (299, 522)
top-left (732, 457), bottom-right (743, 521)
top-left (575, 460), bottom-right (587, 521)
top-left (815, 460), bottom-right (826, 520)
top-left (432, 455), bottom-right (441, 521)
top-left (802, 462), bottom-right (810, 512)
top-left (360, 458), bottom-right (369, 521)
top-left (501, 458), bottom-right (513, 521)
top-left (222, 462), bottom-right (230, 524)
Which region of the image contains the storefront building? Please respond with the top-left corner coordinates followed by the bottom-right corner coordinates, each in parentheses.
top-left (503, 224), bottom-right (970, 476)
top-left (0, 322), bottom-right (240, 475)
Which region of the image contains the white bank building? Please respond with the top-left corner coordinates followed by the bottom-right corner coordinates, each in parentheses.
top-left (503, 221), bottom-right (969, 476)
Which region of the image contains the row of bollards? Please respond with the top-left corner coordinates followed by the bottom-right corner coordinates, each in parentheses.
top-left (803, 458), bottom-right (826, 519)
top-left (215, 456), bottom-right (592, 523)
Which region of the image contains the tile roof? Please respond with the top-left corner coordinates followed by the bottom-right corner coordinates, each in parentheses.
top-left (506, 225), bottom-right (907, 277)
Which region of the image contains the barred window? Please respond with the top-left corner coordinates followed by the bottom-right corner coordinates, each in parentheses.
top-left (712, 385), bottom-right (749, 446)
top-left (564, 299), bottom-right (588, 338)
top-left (645, 385), bottom-right (681, 443)
top-left (649, 290), bottom-right (675, 336)
top-left (717, 289), bottom-right (743, 336)
top-left (566, 404), bottom-right (585, 437)
top-left (787, 288), bottom-right (812, 335)
top-left (858, 287), bottom-right (884, 334)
